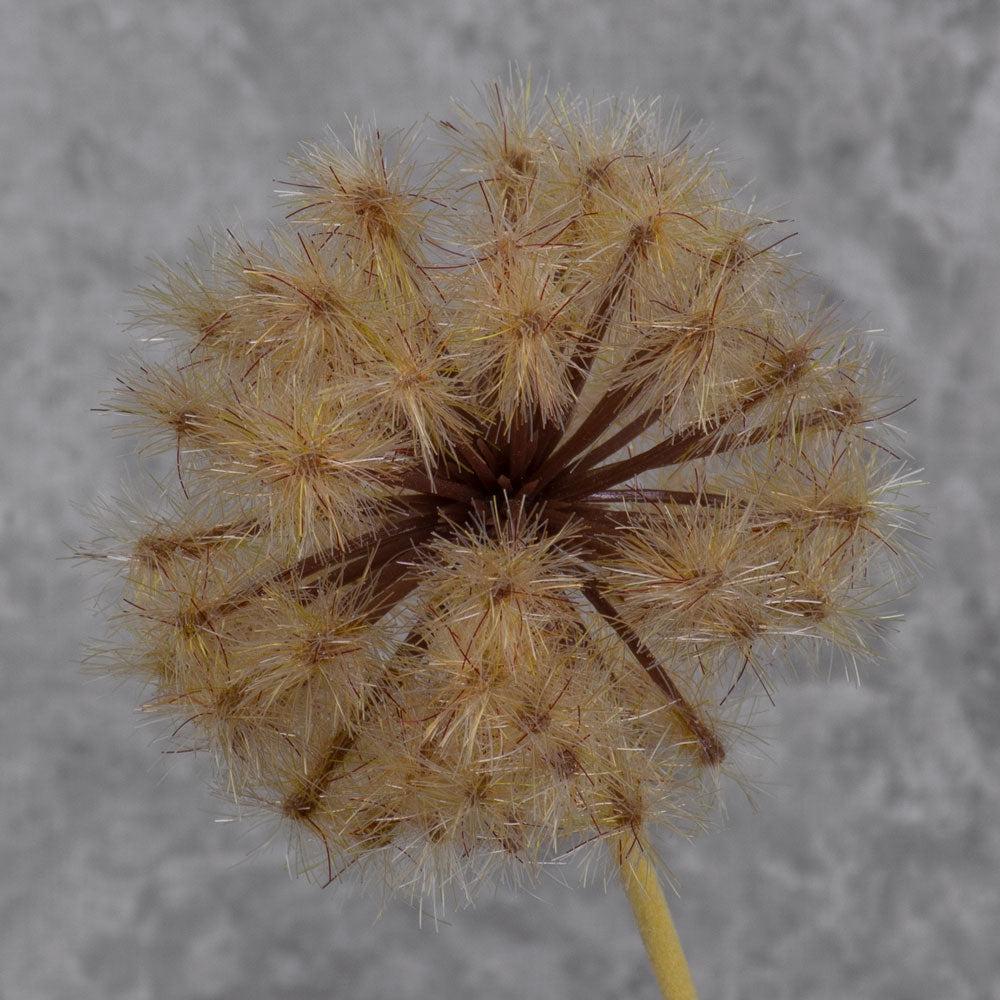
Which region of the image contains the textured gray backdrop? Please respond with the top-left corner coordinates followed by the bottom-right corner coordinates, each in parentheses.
top-left (3, 2), bottom-right (999, 998)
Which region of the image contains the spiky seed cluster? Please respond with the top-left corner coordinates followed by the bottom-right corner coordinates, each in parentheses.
top-left (85, 81), bottom-right (918, 906)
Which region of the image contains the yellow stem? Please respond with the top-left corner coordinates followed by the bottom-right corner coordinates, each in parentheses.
top-left (612, 835), bottom-right (699, 1000)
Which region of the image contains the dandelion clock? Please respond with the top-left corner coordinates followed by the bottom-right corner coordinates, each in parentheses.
top-left (82, 78), bottom-right (920, 999)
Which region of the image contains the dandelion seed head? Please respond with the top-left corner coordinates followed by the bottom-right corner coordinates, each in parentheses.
top-left (83, 77), bottom-right (921, 909)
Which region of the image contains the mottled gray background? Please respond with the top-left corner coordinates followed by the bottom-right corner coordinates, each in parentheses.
top-left (3, 2), bottom-right (999, 998)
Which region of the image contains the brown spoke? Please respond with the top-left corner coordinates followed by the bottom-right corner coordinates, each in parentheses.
top-left (360, 568), bottom-right (424, 623)
top-left (77, 516), bottom-right (263, 566)
top-left (474, 435), bottom-right (504, 471)
top-left (283, 627), bottom-right (431, 820)
top-left (281, 729), bottom-right (359, 820)
top-left (299, 504), bottom-right (470, 606)
top-left (542, 502), bottom-right (617, 553)
top-left (546, 373), bottom-right (786, 499)
top-left (455, 438), bottom-right (498, 490)
top-left (580, 579), bottom-right (725, 766)
top-left (189, 517), bottom-right (262, 544)
top-left (280, 525), bottom-right (455, 829)
top-left (541, 307), bottom-right (823, 493)
top-left (531, 382), bottom-right (638, 492)
top-left (560, 406), bottom-right (660, 478)
top-left (529, 327), bottom-right (688, 493)
top-left (398, 469), bottom-right (481, 503)
top-left (550, 401), bottom-right (837, 502)
top-left (354, 508), bottom-right (464, 622)
top-left (507, 412), bottom-right (535, 483)
top-left (563, 247), bottom-right (640, 402)
top-left (210, 511), bottom-right (441, 618)
top-left (582, 488), bottom-right (731, 507)
top-left (531, 242), bottom-right (641, 469)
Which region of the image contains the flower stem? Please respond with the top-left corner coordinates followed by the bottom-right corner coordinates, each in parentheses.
top-left (613, 835), bottom-right (699, 1000)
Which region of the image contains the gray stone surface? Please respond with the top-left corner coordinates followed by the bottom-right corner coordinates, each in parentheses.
top-left (2, 2), bottom-right (999, 997)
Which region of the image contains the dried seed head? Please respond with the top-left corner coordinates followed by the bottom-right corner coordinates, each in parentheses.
top-left (83, 78), bottom-right (920, 909)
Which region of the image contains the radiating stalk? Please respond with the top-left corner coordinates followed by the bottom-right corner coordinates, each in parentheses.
top-left (581, 580), bottom-right (725, 766)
